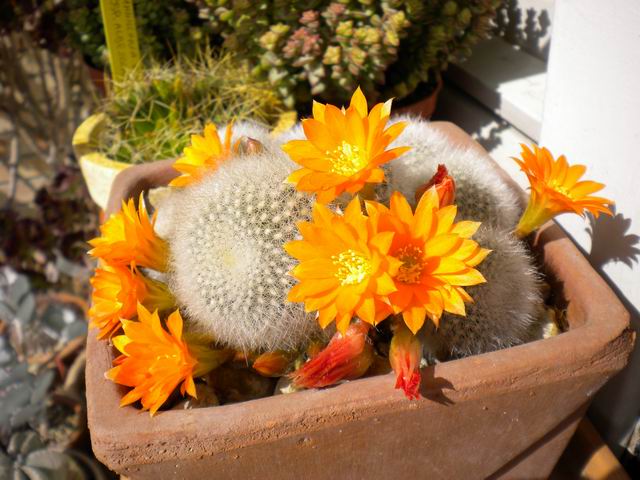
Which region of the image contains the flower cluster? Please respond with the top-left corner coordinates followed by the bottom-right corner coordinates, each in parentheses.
top-left (88, 194), bottom-right (225, 414)
top-left (88, 87), bottom-right (614, 413)
top-left (286, 190), bottom-right (490, 336)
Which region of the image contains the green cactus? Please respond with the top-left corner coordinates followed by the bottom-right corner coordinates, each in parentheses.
top-left (97, 51), bottom-right (284, 164)
top-left (196, 0), bottom-right (502, 109)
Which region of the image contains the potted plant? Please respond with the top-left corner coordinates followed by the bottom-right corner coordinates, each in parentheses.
top-left (195, 0), bottom-right (502, 114)
top-left (72, 53), bottom-right (287, 209)
top-left (83, 92), bottom-right (632, 477)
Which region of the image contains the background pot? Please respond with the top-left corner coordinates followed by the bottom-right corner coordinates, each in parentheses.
top-left (394, 79), bottom-right (443, 119)
top-left (72, 113), bottom-right (129, 211)
top-left (85, 122), bottom-right (634, 479)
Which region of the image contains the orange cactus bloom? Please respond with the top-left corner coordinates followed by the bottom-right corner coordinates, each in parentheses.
top-left (415, 164), bottom-right (456, 207)
top-left (285, 197), bottom-right (401, 333)
top-left (282, 87), bottom-right (411, 203)
top-left (88, 194), bottom-right (168, 272)
top-left (389, 322), bottom-right (423, 400)
top-left (89, 263), bottom-right (175, 339)
top-left (107, 304), bottom-right (230, 415)
top-left (290, 321), bottom-right (373, 389)
top-left (252, 350), bottom-right (295, 377)
top-left (366, 189), bottom-right (491, 334)
top-left (513, 144), bottom-right (614, 237)
top-left (169, 123), bottom-right (235, 187)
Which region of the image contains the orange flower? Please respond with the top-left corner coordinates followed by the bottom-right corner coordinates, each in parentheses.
top-left (290, 321), bottom-right (373, 389)
top-left (89, 263), bottom-right (175, 339)
top-left (107, 304), bottom-right (231, 415)
top-left (366, 189), bottom-right (490, 333)
top-left (415, 164), bottom-right (456, 207)
top-left (169, 123), bottom-right (235, 187)
top-left (389, 322), bottom-right (423, 400)
top-left (252, 350), bottom-right (295, 377)
top-left (88, 194), bottom-right (168, 272)
top-left (513, 144), bottom-right (614, 237)
top-left (285, 197), bottom-right (401, 333)
top-left (282, 87), bottom-right (411, 203)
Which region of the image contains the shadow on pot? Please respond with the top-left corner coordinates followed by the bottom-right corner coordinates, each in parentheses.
top-left (420, 368), bottom-right (455, 406)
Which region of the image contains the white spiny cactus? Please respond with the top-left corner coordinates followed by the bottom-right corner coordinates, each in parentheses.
top-left (154, 121), bottom-right (278, 240)
top-left (165, 136), bottom-right (319, 352)
top-left (382, 117), bottom-right (523, 231)
top-left (434, 226), bottom-right (543, 357)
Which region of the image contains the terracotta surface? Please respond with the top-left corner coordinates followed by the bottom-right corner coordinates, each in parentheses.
top-left (87, 122), bottom-right (634, 479)
top-left (394, 79), bottom-right (443, 119)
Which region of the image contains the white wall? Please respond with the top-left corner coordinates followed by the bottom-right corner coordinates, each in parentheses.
top-left (540, 0), bottom-right (640, 456)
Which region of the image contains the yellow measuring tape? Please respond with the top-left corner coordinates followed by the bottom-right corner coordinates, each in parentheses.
top-left (99, 0), bottom-right (141, 82)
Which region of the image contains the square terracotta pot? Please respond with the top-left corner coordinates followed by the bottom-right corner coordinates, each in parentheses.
top-left (86, 122), bottom-right (634, 479)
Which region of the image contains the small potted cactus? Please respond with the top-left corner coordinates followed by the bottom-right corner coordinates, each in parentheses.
top-left (84, 89), bottom-right (632, 478)
top-left (72, 52), bottom-right (286, 210)
top-left (195, 0), bottom-right (502, 113)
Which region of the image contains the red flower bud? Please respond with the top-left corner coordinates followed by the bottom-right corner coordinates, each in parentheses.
top-left (290, 322), bottom-right (373, 389)
top-left (415, 164), bottom-right (456, 207)
top-left (389, 323), bottom-right (423, 400)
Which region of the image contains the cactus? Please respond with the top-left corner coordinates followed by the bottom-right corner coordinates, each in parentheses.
top-left (430, 225), bottom-right (543, 357)
top-left (381, 117), bottom-right (522, 232)
top-left (98, 52), bottom-right (284, 165)
top-left (164, 128), bottom-right (319, 352)
top-left (196, 0), bottom-right (502, 109)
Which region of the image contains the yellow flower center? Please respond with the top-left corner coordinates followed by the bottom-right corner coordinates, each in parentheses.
top-left (396, 245), bottom-right (424, 284)
top-left (550, 182), bottom-right (572, 198)
top-left (332, 249), bottom-right (372, 285)
top-left (328, 141), bottom-right (367, 177)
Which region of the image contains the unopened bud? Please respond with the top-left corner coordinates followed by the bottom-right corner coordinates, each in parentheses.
top-left (415, 164), bottom-right (456, 207)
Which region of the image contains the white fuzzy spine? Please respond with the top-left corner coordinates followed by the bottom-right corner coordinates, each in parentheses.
top-left (167, 144), bottom-right (318, 352)
top-left (435, 226), bottom-right (543, 357)
top-left (384, 117), bottom-right (523, 231)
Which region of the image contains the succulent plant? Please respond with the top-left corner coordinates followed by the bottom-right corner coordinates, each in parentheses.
top-left (381, 117), bottom-right (522, 232)
top-left (196, 0), bottom-right (502, 109)
top-left (427, 225), bottom-right (543, 357)
top-left (0, 267), bottom-right (88, 361)
top-left (97, 51), bottom-right (284, 164)
top-left (0, 167), bottom-right (99, 292)
top-left (163, 123), bottom-right (318, 352)
top-left (0, 430), bottom-right (108, 480)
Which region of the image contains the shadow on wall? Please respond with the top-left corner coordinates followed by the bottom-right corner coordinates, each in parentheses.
top-left (495, 0), bottom-right (553, 61)
top-left (586, 207), bottom-right (640, 270)
top-left (583, 207), bottom-right (640, 459)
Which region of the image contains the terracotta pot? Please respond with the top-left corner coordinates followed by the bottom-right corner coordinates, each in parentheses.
top-left (394, 79), bottom-right (443, 119)
top-left (86, 122), bottom-right (634, 479)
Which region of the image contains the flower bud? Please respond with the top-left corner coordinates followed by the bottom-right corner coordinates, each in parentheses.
top-left (415, 164), bottom-right (456, 207)
top-left (290, 322), bottom-right (373, 389)
top-left (253, 350), bottom-right (295, 377)
top-left (389, 322), bottom-right (423, 400)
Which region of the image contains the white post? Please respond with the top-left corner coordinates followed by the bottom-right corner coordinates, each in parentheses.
top-left (540, 0), bottom-right (640, 455)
